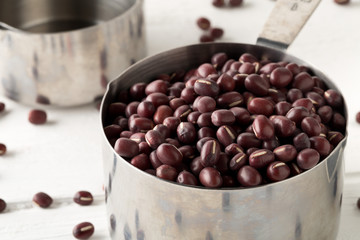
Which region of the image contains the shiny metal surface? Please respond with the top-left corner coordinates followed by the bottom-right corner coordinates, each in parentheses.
top-left (100, 43), bottom-right (348, 240)
top-left (0, 0), bottom-right (145, 106)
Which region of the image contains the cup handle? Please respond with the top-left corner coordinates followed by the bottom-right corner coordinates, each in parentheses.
top-left (257, 0), bottom-right (322, 50)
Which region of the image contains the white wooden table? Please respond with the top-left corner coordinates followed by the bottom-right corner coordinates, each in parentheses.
top-left (1, 0), bottom-right (360, 239)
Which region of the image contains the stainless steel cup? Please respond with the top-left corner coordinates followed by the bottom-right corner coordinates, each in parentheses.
top-left (0, 0), bottom-right (145, 106)
top-left (101, 42), bottom-right (347, 240)
top-left (101, 0), bottom-right (348, 239)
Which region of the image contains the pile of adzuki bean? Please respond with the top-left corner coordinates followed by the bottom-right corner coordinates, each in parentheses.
top-left (103, 52), bottom-right (346, 189)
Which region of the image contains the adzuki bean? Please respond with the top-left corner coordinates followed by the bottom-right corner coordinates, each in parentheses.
top-left (0, 143), bottom-right (6, 155)
top-left (73, 222), bottom-right (95, 239)
top-left (73, 191), bottom-right (94, 206)
top-left (104, 51), bottom-right (346, 189)
top-left (0, 198), bottom-right (6, 213)
top-left (33, 192), bottom-right (53, 208)
top-left (28, 109), bottom-right (47, 124)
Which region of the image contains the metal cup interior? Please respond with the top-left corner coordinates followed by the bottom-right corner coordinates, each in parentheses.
top-left (101, 42), bottom-right (348, 240)
top-left (0, 0), bottom-right (135, 33)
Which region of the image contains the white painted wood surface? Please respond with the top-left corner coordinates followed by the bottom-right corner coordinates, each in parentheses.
top-left (1, 0), bottom-right (360, 239)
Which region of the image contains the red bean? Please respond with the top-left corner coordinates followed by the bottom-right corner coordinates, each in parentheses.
top-left (249, 149), bottom-right (275, 169)
top-left (244, 74), bottom-right (269, 96)
top-left (324, 89), bottom-right (343, 108)
top-left (73, 222), bottom-right (95, 240)
top-left (317, 105), bottom-right (333, 124)
top-left (212, 0), bottom-right (225, 7)
top-left (293, 133), bottom-right (311, 151)
top-left (131, 154), bottom-right (151, 170)
top-left (252, 115), bottom-right (275, 140)
top-left (237, 166), bottom-right (262, 187)
top-left (217, 91), bottom-right (244, 108)
top-left (225, 143), bottom-right (244, 157)
top-left (114, 138), bottom-right (139, 158)
top-left (270, 115), bottom-right (296, 138)
top-left (200, 140), bottom-right (221, 167)
top-left (177, 170), bottom-right (198, 186)
top-left (198, 127), bottom-right (216, 139)
top-left (300, 117), bottom-right (321, 137)
top-left (229, 152), bottom-right (248, 171)
top-left (297, 148), bottom-right (320, 170)
top-left (73, 191), bottom-right (94, 206)
top-left (270, 67), bottom-right (293, 88)
top-left (286, 106), bottom-right (310, 126)
top-left (356, 112), bottom-right (360, 124)
top-left (0, 143), bottom-right (7, 156)
top-left (177, 122), bottom-right (197, 144)
top-left (266, 161), bottom-right (290, 182)
top-left (145, 80), bottom-right (168, 95)
top-left (197, 17), bottom-right (211, 30)
top-left (137, 101), bottom-right (155, 118)
top-left (292, 72), bottom-right (314, 92)
top-left (237, 132), bottom-right (262, 150)
top-left (0, 102), bottom-right (5, 112)
top-left (327, 131), bottom-right (344, 146)
top-left (130, 83), bottom-right (147, 100)
top-left (230, 107), bottom-right (251, 126)
top-left (310, 136), bottom-right (331, 157)
top-left (216, 73), bottom-right (235, 92)
top-left (33, 192), bottom-right (53, 208)
top-left (248, 98), bottom-right (274, 116)
top-left (197, 63), bottom-right (217, 78)
top-left (229, 0), bottom-right (243, 6)
top-left (239, 53), bottom-right (258, 63)
top-left (197, 96), bottom-right (216, 113)
top-left (28, 109), bottom-right (47, 124)
top-left (199, 167), bottom-right (223, 188)
top-left (211, 109), bottom-right (235, 126)
top-left (190, 157), bottom-right (204, 176)
top-left (273, 145), bottom-right (297, 163)
top-left (129, 117), bottom-right (154, 133)
top-left (292, 98), bottom-right (314, 111)
top-left (194, 79), bottom-right (219, 97)
top-left (156, 143), bottom-right (183, 167)
top-left (146, 92), bottom-right (169, 107)
top-left (0, 198), bottom-right (7, 212)
top-left (153, 105), bottom-right (173, 124)
top-left (216, 125), bottom-right (237, 147)
top-left (156, 164), bottom-right (178, 181)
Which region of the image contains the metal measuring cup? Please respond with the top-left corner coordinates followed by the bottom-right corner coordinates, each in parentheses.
top-left (101, 0), bottom-right (347, 239)
top-left (0, 0), bottom-right (145, 106)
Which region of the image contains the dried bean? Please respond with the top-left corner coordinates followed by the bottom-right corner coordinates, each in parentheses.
top-left (252, 115), bottom-right (275, 140)
top-left (73, 222), bottom-right (95, 240)
top-left (114, 138), bottom-right (139, 158)
top-left (249, 149), bottom-right (275, 169)
top-left (200, 140), bottom-right (221, 167)
top-left (199, 167), bottom-right (223, 188)
top-left (266, 161), bottom-right (290, 182)
top-left (297, 148), bottom-right (320, 170)
top-left (33, 192), bottom-right (53, 208)
top-left (0, 198), bottom-right (6, 212)
top-left (28, 109), bottom-right (47, 124)
top-left (211, 109), bottom-right (235, 126)
top-left (156, 164), bottom-right (178, 181)
top-left (273, 145), bottom-right (297, 163)
top-left (73, 191), bottom-right (94, 206)
top-left (0, 143), bottom-right (7, 156)
top-left (177, 170), bottom-right (198, 186)
top-left (157, 143), bottom-right (183, 166)
top-left (237, 166), bottom-right (262, 187)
